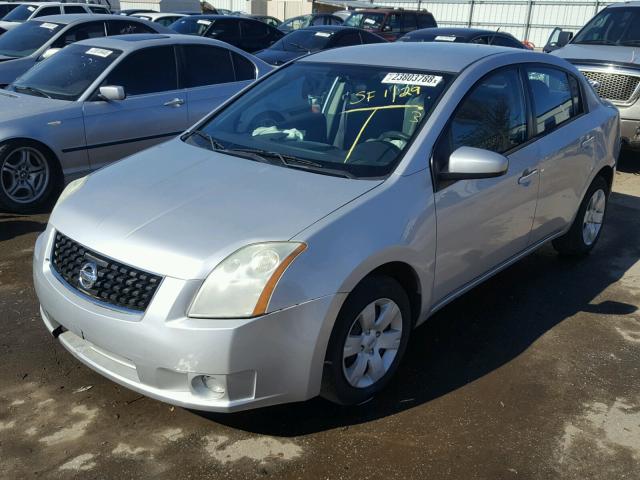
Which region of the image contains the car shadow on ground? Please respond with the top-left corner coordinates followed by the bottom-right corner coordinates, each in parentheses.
top-left (618, 149), bottom-right (640, 174)
top-left (197, 189), bottom-right (640, 436)
top-left (0, 215), bottom-right (46, 242)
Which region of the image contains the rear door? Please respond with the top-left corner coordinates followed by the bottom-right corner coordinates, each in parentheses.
top-left (181, 44), bottom-right (256, 123)
top-left (82, 46), bottom-right (188, 169)
top-left (432, 67), bottom-right (540, 303)
top-left (524, 65), bottom-right (597, 242)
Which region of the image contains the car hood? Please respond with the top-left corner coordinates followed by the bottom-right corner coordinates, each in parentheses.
top-left (50, 139), bottom-right (382, 280)
top-left (552, 43), bottom-right (640, 66)
top-left (255, 49), bottom-right (303, 66)
top-left (0, 90), bottom-right (78, 123)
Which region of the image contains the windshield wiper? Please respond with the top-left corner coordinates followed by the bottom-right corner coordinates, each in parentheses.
top-left (13, 85), bottom-right (51, 98)
top-left (619, 40), bottom-right (640, 46)
top-left (228, 148), bottom-right (355, 178)
top-left (187, 129), bottom-right (226, 151)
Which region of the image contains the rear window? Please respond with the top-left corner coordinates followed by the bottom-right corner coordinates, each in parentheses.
top-left (0, 20), bottom-right (61, 57)
top-left (3, 4), bottom-right (38, 22)
top-left (171, 17), bottom-right (213, 35)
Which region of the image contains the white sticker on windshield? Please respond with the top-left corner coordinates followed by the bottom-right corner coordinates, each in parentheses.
top-left (27, 5), bottom-right (35, 11)
top-left (315, 31), bottom-right (331, 37)
top-left (381, 72), bottom-right (443, 87)
top-left (39, 22), bottom-right (59, 30)
top-left (435, 35), bottom-right (456, 42)
top-left (197, 19), bottom-right (212, 25)
top-left (364, 18), bottom-right (376, 24)
top-left (86, 47), bottom-right (113, 58)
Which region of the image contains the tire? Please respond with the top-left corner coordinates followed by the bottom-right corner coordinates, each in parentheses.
top-left (0, 140), bottom-right (59, 214)
top-left (321, 275), bottom-right (412, 406)
top-left (552, 175), bottom-right (609, 256)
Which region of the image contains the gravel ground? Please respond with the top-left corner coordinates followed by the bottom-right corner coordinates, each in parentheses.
top-left (0, 153), bottom-right (639, 480)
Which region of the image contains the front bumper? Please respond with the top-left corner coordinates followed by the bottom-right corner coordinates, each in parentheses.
top-left (620, 118), bottom-right (640, 149)
top-left (33, 228), bottom-right (345, 412)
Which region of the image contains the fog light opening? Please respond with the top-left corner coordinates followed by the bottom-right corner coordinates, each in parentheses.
top-left (199, 375), bottom-right (226, 399)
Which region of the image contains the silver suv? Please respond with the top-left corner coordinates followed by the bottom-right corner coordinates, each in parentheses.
top-left (551, 2), bottom-right (640, 149)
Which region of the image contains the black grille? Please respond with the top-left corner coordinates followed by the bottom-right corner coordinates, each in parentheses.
top-left (51, 232), bottom-right (162, 312)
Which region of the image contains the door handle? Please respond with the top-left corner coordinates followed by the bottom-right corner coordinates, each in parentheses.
top-left (518, 168), bottom-right (538, 185)
top-left (581, 135), bottom-right (595, 148)
top-left (163, 98), bottom-right (184, 107)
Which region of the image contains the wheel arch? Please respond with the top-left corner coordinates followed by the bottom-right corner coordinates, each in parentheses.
top-left (596, 164), bottom-right (614, 192)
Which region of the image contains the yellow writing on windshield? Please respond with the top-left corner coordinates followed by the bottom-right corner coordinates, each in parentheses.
top-left (349, 85), bottom-right (422, 105)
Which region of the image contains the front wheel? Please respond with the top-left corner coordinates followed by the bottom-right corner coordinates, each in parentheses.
top-left (552, 175), bottom-right (609, 256)
top-left (0, 141), bottom-right (58, 213)
top-left (321, 275), bottom-right (412, 406)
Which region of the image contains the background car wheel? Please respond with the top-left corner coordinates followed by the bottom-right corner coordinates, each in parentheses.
top-left (552, 175), bottom-right (609, 256)
top-left (0, 140), bottom-right (59, 214)
top-left (321, 275), bottom-right (412, 406)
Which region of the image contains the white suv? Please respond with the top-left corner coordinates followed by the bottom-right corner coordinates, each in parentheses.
top-left (0, 2), bottom-right (110, 32)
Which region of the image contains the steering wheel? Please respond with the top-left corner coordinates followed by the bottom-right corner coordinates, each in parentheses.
top-left (377, 131), bottom-right (411, 143)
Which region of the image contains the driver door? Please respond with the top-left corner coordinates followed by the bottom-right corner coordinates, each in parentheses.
top-left (432, 67), bottom-right (541, 303)
top-left (82, 46), bottom-right (187, 170)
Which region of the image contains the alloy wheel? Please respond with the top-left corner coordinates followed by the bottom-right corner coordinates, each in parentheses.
top-left (1, 146), bottom-right (50, 204)
top-left (582, 188), bottom-right (606, 246)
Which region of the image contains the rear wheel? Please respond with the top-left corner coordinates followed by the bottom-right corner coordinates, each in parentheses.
top-left (321, 275), bottom-right (412, 405)
top-left (552, 175), bottom-right (609, 256)
top-left (0, 141), bottom-right (58, 213)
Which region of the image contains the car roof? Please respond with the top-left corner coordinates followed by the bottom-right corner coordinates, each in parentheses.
top-left (182, 14), bottom-right (251, 20)
top-left (608, 1), bottom-right (640, 7)
top-left (406, 27), bottom-right (514, 39)
top-left (132, 12), bottom-right (185, 19)
top-left (33, 14), bottom-right (139, 25)
top-left (73, 33), bottom-right (241, 51)
top-left (299, 25), bottom-right (354, 33)
top-left (300, 42), bottom-right (526, 73)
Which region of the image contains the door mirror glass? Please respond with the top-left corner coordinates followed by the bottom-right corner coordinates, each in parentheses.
top-left (40, 48), bottom-right (61, 60)
top-left (440, 146), bottom-right (509, 180)
top-left (557, 31), bottom-right (573, 47)
top-left (99, 85), bottom-right (126, 101)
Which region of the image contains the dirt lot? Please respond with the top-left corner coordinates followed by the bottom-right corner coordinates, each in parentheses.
top-left (0, 154), bottom-right (639, 480)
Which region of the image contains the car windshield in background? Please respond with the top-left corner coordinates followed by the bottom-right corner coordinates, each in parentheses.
top-left (272, 29), bottom-right (334, 52)
top-left (572, 7), bottom-right (640, 46)
top-left (344, 13), bottom-right (385, 29)
top-left (2, 4), bottom-right (36, 22)
top-left (170, 17), bottom-right (212, 35)
top-left (185, 62), bottom-right (451, 178)
top-left (0, 21), bottom-right (61, 58)
top-left (9, 44), bottom-right (122, 101)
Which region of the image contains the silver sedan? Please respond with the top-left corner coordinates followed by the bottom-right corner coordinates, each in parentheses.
top-left (0, 34), bottom-right (271, 212)
top-left (34, 42), bottom-right (619, 412)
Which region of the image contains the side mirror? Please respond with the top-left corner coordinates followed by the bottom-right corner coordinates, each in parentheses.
top-left (40, 48), bottom-right (61, 61)
top-left (439, 146), bottom-right (509, 180)
top-left (557, 31), bottom-right (573, 47)
top-left (98, 85), bottom-right (126, 101)
top-left (382, 25), bottom-right (391, 32)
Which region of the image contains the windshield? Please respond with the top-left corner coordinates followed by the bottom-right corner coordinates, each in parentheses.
top-left (0, 21), bottom-right (61, 58)
top-left (271, 29), bottom-right (333, 52)
top-left (573, 7), bottom-right (640, 46)
top-left (185, 62), bottom-right (451, 178)
top-left (170, 17), bottom-right (212, 35)
top-left (9, 44), bottom-right (122, 101)
top-left (344, 13), bottom-right (385, 29)
top-left (2, 4), bottom-right (37, 22)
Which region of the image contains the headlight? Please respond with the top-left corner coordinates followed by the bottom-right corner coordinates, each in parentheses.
top-left (54, 176), bottom-right (87, 209)
top-left (188, 242), bottom-right (306, 318)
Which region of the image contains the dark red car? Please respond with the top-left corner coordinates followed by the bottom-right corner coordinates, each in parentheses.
top-left (343, 8), bottom-right (436, 41)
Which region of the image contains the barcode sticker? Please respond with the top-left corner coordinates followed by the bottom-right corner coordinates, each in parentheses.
top-left (435, 35), bottom-right (457, 42)
top-left (86, 47), bottom-right (113, 58)
top-left (381, 72), bottom-right (443, 87)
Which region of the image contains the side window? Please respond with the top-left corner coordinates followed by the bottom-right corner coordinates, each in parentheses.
top-left (438, 68), bottom-right (527, 162)
top-left (328, 16), bottom-right (342, 25)
top-left (471, 35), bottom-right (490, 45)
top-left (403, 14), bottom-right (418, 32)
top-left (158, 17), bottom-right (179, 27)
top-left (89, 6), bottom-right (110, 14)
top-left (34, 6), bottom-right (61, 17)
top-left (64, 6), bottom-right (88, 14)
top-left (208, 20), bottom-right (237, 39)
top-left (182, 45), bottom-right (234, 87)
top-left (107, 20), bottom-right (155, 35)
top-left (491, 35), bottom-right (522, 48)
top-left (241, 20), bottom-right (268, 37)
top-left (103, 46), bottom-right (177, 96)
top-left (526, 66), bottom-right (576, 134)
top-left (52, 22), bottom-right (106, 48)
top-left (388, 14), bottom-right (402, 33)
top-left (310, 15), bottom-right (324, 26)
top-left (331, 32), bottom-right (362, 47)
top-left (568, 75), bottom-right (584, 116)
top-left (417, 13), bottom-right (436, 28)
top-left (231, 51), bottom-right (256, 81)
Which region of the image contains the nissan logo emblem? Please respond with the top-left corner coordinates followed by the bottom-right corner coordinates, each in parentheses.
top-left (79, 261), bottom-right (98, 290)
